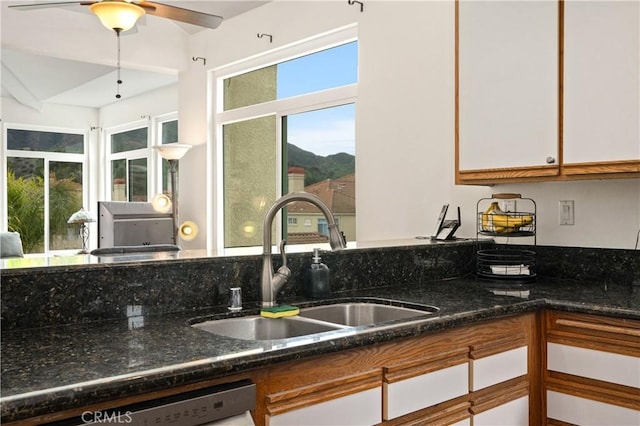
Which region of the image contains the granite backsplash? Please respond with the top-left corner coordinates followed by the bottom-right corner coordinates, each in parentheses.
top-left (2, 241), bottom-right (638, 331)
top-left (534, 244), bottom-right (640, 284)
top-left (1, 242), bottom-right (475, 330)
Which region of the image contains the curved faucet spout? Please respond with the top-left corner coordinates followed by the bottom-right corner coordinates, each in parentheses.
top-left (261, 192), bottom-right (347, 308)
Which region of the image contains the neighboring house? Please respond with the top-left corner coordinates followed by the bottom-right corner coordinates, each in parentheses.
top-left (285, 168), bottom-right (356, 243)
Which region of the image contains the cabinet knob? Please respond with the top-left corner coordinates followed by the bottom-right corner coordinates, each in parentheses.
top-left (546, 157), bottom-right (556, 164)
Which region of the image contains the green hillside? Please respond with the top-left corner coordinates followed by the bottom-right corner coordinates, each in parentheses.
top-left (287, 143), bottom-right (355, 186)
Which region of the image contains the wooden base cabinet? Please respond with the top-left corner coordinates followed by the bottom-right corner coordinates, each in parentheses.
top-left (544, 311), bottom-right (640, 425)
top-left (255, 314), bottom-right (539, 426)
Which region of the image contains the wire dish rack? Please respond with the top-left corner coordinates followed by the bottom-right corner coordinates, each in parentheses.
top-left (476, 248), bottom-right (536, 282)
top-left (476, 194), bottom-right (537, 282)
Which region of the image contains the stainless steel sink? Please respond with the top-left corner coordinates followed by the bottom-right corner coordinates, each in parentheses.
top-left (191, 300), bottom-right (439, 341)
top-left (298, 302), bottom-right (437, 326)
top-left (192, 315), bottom-right (344, 341)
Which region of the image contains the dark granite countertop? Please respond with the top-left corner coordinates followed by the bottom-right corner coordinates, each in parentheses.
top-left (2, 276), bottom-right (639, 423)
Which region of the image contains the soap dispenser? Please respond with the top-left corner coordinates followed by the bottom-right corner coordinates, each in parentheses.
top-left (304, 248), bottom-right (330, 298)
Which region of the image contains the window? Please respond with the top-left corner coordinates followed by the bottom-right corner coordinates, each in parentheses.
top-left (218, 34), bottom-right (357, 249)
top-left (317, 218), bottom-right (341, 237)
top-left (223, 41), bottom-right (358, 110)
top-left (159, 118), bottom-right (179, 196)
top-left (105, 116), bottom-right (177, 211)
top-left (317, 218), bottom-right (328, 236)
top-left (107, 126), bottom-right (149, 201)
top-left (4, 127), bottom-right (86, 254)
top-left (283, 105), bottom-right (355, 242)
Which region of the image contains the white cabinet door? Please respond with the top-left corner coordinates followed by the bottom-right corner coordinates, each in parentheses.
top-left (458, 0), bottom-right (558, 171)
top-left (471, 346), bottom-right (528, 391)
top-left (547, 391), bottom-right (640, 426)
top-left (547, 342), bottom-right (640, 388)
top-left (563, 0), bottom-right (640, 164)
top-left (267, 387), bottom-right (381, 426)
top-left (473, 395), bottom-right (528, 426)
top-left (384, 362), bottom-right (468, 420)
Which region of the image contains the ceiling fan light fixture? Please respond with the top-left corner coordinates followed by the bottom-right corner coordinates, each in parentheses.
top-left (90, 1), bottom-right (145, 32)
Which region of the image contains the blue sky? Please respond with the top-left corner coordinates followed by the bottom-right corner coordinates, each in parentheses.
top-left (286, 104), bottom-right (356, 157)
top-left (277, 42), bottom-right (357, 157)
top-left (277, 42), bottom-right (358, 98)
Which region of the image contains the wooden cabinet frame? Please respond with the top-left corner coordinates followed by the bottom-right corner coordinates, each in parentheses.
top-left (257, 313), bottom-right (541, 426)
top-left (544, 311), bottom-right (640, 423)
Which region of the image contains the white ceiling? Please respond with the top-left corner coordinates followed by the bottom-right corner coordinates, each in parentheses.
top-left (1, 1), bottom-right (269, 109)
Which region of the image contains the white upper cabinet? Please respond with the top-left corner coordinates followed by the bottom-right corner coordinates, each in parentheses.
top-left (458, 0), bottom-right (558, 171)
top-left (563, 0), bottom-right (640, 165)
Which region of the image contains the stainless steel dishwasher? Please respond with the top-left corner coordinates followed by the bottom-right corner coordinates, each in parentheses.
top-left (51, 380), bottom-right (256, 425)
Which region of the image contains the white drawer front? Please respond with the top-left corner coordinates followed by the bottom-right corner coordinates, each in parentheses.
top-left (471, 346), bottom-right (528, 391)
top-left (547, 391), bottom-right (640, 426)
top-left (268, 386), bottom-right (381, 426)
top-left (547, 342), bottom-right (640, 388)
top-left (473, 395), bottom-right (528, 426)
top-left (384, 362), bottom-right (468, 420)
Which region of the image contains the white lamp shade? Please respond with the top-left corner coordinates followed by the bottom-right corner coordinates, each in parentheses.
top-left (89, 1), bottom-right (145, 32)
top-left (68, 208), bottom-right (96, 224)
top-left (154, 143), bottom-right (192, 160)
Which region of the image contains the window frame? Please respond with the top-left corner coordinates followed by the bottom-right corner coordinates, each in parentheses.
top-left (104, 120), bottom-right (152, 202)
top-left (103, 114), bottom-right (179, 202)
top-left (213, 25), bottom-right (358, 250)
top-left (154, 113), bottom-right (179, 195)
top-left (2, 122), bottom-right (88, 254)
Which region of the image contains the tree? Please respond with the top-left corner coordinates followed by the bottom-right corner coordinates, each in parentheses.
top-left (6, 171), bottom-right (44, 253)
top-left (6, 171), bottom-right (82, 253)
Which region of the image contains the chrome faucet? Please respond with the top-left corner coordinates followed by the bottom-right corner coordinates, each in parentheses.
top-left (261, 192), bottom-right (347, 308)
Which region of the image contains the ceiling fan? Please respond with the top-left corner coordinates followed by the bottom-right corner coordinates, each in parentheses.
top-left (10, 1), bottom-right (223, 100)
top-left (9, 0), bottom-right (223, 32)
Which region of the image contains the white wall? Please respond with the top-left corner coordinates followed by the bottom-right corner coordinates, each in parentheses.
top-left (355, 1), bottom-right (488, 240)
top-left (99, 84), bottom-right (177, 128)
top-left (176, 0), bottom-right (639, 250)
top-left (3, 1), bottom-right (638, 250)
top-left (174, 67), bottom-right (208, 250)
top-left (495, 179), bottom-right (640, 249)
top-left (1, 97), bottom-right (98, 127)
top-left (182, 1), bottom-right (489, 247)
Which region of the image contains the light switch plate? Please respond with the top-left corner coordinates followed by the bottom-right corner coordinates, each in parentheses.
top-left (559, 200), bottom-right (574, 225)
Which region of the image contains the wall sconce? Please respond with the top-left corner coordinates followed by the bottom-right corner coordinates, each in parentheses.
top-left (179, 221), bottom-right (199, 241)
top-left (151, 193), bottom-right (172, 214)
top-left (67, 207), bottom-right (96, 254)
top-left (153, 143), bottom-right (197, 245)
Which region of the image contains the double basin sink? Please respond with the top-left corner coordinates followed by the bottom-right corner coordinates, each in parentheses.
top-left (191, 299), bottom-right (439, 341)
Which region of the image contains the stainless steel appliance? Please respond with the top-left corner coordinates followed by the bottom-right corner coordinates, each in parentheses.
top-left (51, 380), bottom-right (256, 426)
